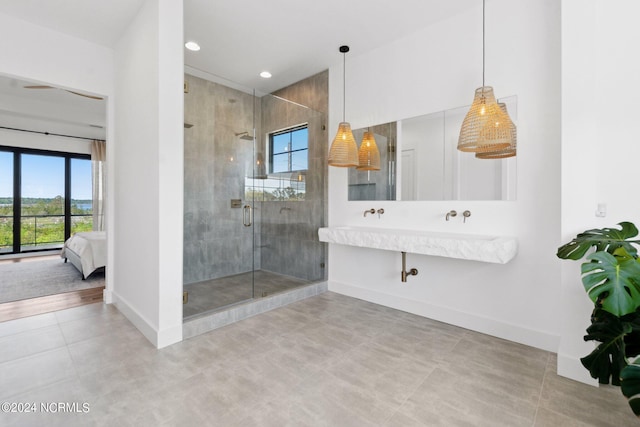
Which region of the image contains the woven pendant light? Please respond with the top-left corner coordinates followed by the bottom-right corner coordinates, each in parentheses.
top-left (458, 86), bottom-right (512, 152)
top-left (328, 46), bottom-right (358, 167)
top-left (329, 122), bottom-right (358, 166)
top-left (357, 130), bottom-right (380, 170)
top-left (476, 102), bottom-right (517, 159)
top-left (457, 0), bottom-right (514, 153)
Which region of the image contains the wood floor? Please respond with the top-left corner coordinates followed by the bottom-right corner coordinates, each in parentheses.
top-left (0, 253), bottom-right (104, 322)
top-left (0, 286), bottom-right (104, 322)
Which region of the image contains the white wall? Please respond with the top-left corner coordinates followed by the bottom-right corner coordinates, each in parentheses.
top-left (594, 0), bottom-right (640, 216)
top-left (328, 0), bottom-right (562, 360)
top-left (560, 0), bottom-right (640, 383)
top-left (0, 13), bottom-right (113, 96)
top-left (0, 11), bottom-right (108, 159)
top-left (0, 3), bottom-right (184, 349)
top-left (112, 0), bottom-right (183, 348)
top-left (0, 130), bottom-right (91, 155)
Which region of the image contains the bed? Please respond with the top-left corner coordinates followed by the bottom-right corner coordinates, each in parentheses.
top-left (60, 231), bottom-right (106, 279)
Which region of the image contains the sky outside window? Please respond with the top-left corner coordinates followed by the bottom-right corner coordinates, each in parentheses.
top-left (7, 154), bottom-right (92, 200)
top-left (21, 154), bottom-right (65, 199)
top-left (270, 125), bottom-right (308, 173)
top-left (71, 158), bottom-right (92, 201)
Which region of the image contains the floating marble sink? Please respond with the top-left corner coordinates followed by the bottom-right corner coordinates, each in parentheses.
top-left (318, 226), bottom-right (517, 264)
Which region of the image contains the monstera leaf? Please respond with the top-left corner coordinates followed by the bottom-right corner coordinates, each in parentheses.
top-left (581, 248), bottom-right (640, 317)
top-left (581, 308), bottom-right (635, 385)
top-left (621, 358), bottom-right (640, 417)
top-left (557, 222), bottom-right (640, 260)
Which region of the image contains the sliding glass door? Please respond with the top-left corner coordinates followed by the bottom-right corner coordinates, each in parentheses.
top-left (0, 151), bottom-right (12, 254)
top-left (0, 146), bottom-right (91, 254)
top-left (21, 154), bottom-right (66, 251)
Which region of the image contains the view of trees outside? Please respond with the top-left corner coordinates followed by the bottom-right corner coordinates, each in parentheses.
top-left (0, 153), bottom-right (92, 252)
top-left (71, 158), bottom-right (92, 235)
top-left (245, 175), bottom-right (306, 202)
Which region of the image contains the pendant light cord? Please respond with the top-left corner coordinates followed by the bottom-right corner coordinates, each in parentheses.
top-left (482, 0), bottom-right (485, 87)
top-left (342, 50), bottom-right (346, 122)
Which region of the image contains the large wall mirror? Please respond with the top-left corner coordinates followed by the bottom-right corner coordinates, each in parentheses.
top-left (348, 96), bottom-right (517, 201)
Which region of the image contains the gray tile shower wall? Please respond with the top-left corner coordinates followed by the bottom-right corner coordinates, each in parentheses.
top-left (259, 72), bottom-right (328, 282)
top-left (183, 75), bottom-right (259, 284)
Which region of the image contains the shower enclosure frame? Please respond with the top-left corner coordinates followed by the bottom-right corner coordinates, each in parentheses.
top-left (183, 75), bottom-right (326, 319)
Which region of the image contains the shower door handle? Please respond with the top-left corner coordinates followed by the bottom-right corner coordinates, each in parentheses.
top-left (243, 204), bottom-right (253, 227)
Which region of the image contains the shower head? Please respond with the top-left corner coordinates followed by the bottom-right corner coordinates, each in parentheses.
top-left (235, 131), bottom-right (253, 141)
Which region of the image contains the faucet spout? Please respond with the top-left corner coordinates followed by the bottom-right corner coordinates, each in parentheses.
top-left (364, 208), bottom-right (375, 217)
top-left (446, 210), bottom-right (457, 221)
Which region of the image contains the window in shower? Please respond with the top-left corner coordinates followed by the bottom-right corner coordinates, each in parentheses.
top-left (260, 124), bottom-right (308, 201)
top-left (269, 125), bottom-right (308, 173)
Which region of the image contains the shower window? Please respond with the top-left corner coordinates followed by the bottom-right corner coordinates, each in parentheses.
top-left (269, 125), bottom-right (308, 173)
top-left (250, 124), bottom-right (308, 202)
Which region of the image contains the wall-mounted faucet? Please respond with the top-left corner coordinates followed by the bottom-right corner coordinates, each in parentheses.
top-left (445, 210), bottom-right (457, 221)
top-left (364, 208), bottom-right (385, 218)
top-left (463, 210), bottom-right (471, 223)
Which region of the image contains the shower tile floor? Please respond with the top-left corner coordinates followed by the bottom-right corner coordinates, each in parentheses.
top-left (0, 292), bottom-right (635, 426)
top-left (183, 270), bottom-right (310, 318)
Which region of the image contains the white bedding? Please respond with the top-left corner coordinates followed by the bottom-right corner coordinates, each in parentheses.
top-left (61, 231), bottom-right (106, 278)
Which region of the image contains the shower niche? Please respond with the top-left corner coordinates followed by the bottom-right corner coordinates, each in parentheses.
top-left (182, 72), bottom-right (327, 319)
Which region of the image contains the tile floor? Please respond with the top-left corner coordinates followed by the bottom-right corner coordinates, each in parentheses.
top-left (183, 270), bottom-right (311, 318)
top-left (0, 292), bottom-right (635, 426)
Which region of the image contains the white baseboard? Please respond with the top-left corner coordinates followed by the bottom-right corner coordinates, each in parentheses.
top-left (111, 292), bottom-right (182, 349)
top-left (157, 324), bottom-right (182, 349)
top-left (328, 280), bottom-right (560, 353)
top-left (103, 288), bottom-right (114, 304)
top-left (557, 352), bottom-right (598, 386)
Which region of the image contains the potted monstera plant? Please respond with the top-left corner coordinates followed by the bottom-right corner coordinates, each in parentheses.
top-left (557, 221), bottom-right (640, 417)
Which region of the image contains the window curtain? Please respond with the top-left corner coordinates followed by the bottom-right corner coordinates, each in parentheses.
top-left (91, 140), bottom-right (106, 231)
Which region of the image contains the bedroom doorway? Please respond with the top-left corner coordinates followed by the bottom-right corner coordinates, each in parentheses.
top-left (0, 75), bottom-right (107, 319)
top-left (182, 74), bottom-right (326, 319)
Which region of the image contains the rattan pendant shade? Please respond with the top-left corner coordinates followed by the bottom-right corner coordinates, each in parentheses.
top-left (457, 0), bottom-right (515, 155)
top-left (476, 102), bottom-right (516, 159)
top-left (328, 122), bottom-right (358, 167)
top-left (328, 45), bottom-right (359, 168)
top-left (458, 86), bottom-right (512, 153)
top-left (356, 131), bottom-right (380, 170)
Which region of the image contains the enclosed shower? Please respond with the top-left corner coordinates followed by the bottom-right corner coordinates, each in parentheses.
top-left (182, 72), bottom-right (327, 319)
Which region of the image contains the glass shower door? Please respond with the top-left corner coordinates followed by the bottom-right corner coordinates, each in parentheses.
top-left (182, 79), bottom-right (257, 317)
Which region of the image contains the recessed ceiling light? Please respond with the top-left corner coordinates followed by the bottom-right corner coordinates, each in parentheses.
top-left (185, 41), bottom-right (200, 51)
top-left (259, 71), bottom-right (272, 79)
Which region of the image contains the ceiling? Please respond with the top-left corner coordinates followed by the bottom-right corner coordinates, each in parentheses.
top-left (0, 0), bottom-right (477, 133)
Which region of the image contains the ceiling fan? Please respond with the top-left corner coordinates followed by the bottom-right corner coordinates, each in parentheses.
top-left (23, 85), bottom-right (104, 100)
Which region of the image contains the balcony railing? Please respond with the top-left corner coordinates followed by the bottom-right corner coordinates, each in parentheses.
top-left (0, 214), bottom-right (93, 252)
